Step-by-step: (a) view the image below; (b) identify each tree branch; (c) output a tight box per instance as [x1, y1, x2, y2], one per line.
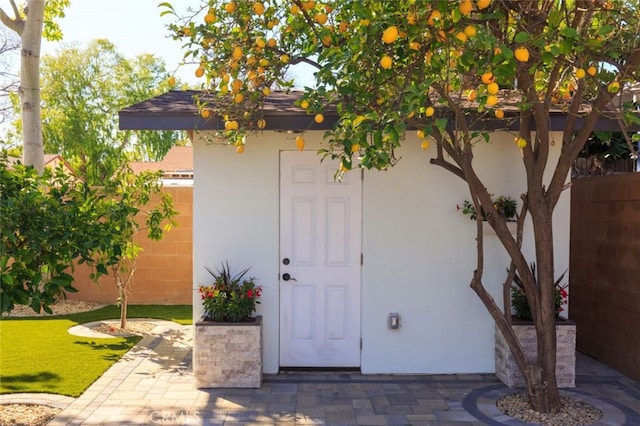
[0, 0, 24, 35]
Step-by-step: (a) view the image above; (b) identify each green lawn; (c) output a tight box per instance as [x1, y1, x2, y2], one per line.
[0, 305, 192, 397]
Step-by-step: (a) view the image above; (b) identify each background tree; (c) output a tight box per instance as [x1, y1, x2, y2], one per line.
[0, 0, 69, 173]
[37, 39, 182, 184]
[0, 25, 19, 126]
[166, 0, 640, 413]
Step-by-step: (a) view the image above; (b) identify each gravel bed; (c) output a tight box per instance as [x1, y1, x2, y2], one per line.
[497, 393, 603, 425]
[2, 300, 104, 317]
[92, 321, 157, 335]
[0, 404, 61, 426]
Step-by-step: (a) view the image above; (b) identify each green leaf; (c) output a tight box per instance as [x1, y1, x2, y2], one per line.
[514, 32, 530, 43]
[560, 27, 579, 39]
[435, 118, 448, 133]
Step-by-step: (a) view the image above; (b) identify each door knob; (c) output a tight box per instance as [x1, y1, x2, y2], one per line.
[282, 258, 290, 265]
[282, 273, 296, 281]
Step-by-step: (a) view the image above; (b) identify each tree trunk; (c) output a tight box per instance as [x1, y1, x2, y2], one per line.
[20, 0, 44, 173]
[118, 282, 127, 329]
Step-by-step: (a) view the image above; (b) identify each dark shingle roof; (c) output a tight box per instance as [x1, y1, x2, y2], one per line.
[119, 90, 637, 132]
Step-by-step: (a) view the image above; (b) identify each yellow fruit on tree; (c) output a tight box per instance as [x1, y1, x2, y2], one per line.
[587, 65, 597, 76]
[267, 38, 277, 47]
[234, 93, 244, 103]
[351, 143, 361, 152]
[296, 135, 305, 151]
[263, 87, 271, 96]
[421, 140, 430, 150]
[487, 82, 499, 95]
[232, 79, 243, 92]
[257, 118, 266, 129]
[407, 12, 417, 25]
[315, 13, 328, 25]
[339, 21, 348, 33]
[455, 32, 467, 43]
[315, 113, 324, 123]
[300, 100, 310, 109]
[417, 129, 425, 139]
[204, 12, 216, 24]
[255, 38, 266, 48]
[459, 0, 473, 15]
[201, 109, 211, 119]
[575, 68, 586, 79]
[477, 0, 491, 10]
[494, 109, 504, 119]
[409, 41, 420, 50]
[280, 54, 290, 64]
[225, 2, 236, 13]
[195, 66, 205, 78]
[380, 55, 393, 69]
[259, 58, 269, 67]
[427, 10, 442, 26]
[425, 106, 435, 117]
[464, 25, 477, 38]
[608, 81, 620, 93]
[291, 4, 300, 14]
[167, 76, 176, 86]
[303, 0, 315, 11]
[468, 89, 477, 102]
[514, 47, 530, 62]
[481, 71, 494, 84]
[516, 137, 527, 148]
[236, 145, 245, 154]
[486, 94, 498, 106]
[382, 26, 399, 44]
[232, 46, 242, 60]
[253, 2, 265, 15]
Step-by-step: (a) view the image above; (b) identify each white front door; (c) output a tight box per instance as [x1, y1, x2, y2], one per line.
[279, 151, 362, 367]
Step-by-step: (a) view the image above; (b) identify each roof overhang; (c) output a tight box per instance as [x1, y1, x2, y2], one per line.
[119, 90, 640, 133]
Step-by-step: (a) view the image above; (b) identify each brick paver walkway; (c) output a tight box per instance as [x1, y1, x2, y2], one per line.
[2, 321, 639, 425]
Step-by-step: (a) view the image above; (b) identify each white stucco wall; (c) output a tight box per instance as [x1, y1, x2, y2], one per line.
[192, 130, 570, 375]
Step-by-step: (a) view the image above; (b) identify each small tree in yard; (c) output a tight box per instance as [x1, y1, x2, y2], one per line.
[164, 0, 640, 413]
[92, 166, 177, 330]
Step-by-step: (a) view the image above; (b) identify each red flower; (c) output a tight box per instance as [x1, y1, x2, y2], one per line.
[247, 289, 254, 298]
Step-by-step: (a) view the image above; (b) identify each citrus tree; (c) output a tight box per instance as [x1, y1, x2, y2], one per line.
[164, 0, 640, 412]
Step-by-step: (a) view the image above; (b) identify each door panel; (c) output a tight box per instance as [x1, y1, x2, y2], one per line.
[280, 151, 361, 367]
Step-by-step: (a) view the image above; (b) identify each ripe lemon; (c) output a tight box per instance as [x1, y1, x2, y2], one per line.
[380, 55, 393, 69]
[339, 21, 348, 33]
[167, 76, 176, 86]
[575, 68, 586, 79]
[232, 46, 242, 60]
[225, 2, 236, 13]
[587, 65, 597, 76]
[224, 120, 233, 130]
[455, 32, 467, 43]
[314, 113, 324, 123]
[494, 109, 504, 119]
[487, 82, 499, 95]
[236, 145, 244, 154]
[464, 25, 477, 38]
[195, 66, 205, 78]
[459, 0, 473, 15]
[303, 0, 315, 11]
[477, 0, 491, 10]
[257, 118, 267, 129]
[425, 106, 435, 117]
[253, 2, 265, 15]
[382, 26, 399, 44]
[409, 41, 420, 50]
[608, 81, 620, 93]
[468, 90, 477, 102]
[514, 47, 530, 62]
[263, 87, 271, 96]
[234, 93, 244, 103]
[291, 4, 300, 14]
[280, 54, 290, 64]
[204, 12, 216, 24]
[300, 100, 310, 109]
[296, 135, 305, 151]
[417, 129, 425, 139]
[516, 137, 527, 148]
[267, 38, 277, 47]
[427, 10, 442, 26]
[407, 12, 417, 25]
[256, 38, 266, 48]
[481, 71, 494, 84]
[315, 13, 328, 25]
[421, 140, 430, 150]
[486, 94, 498, 106]
[201, 109, 211, 119]
[259, 58, 269, 67]
[351, 143, 361, 152]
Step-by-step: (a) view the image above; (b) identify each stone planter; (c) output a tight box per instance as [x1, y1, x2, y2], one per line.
[194, 315, 262, 388]
[495, 319, 576, 388]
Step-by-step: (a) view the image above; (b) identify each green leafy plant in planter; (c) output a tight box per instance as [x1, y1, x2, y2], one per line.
[459, 195, 518, 222]
[199, 262, 262, 322]
[511, 263, 568, 321]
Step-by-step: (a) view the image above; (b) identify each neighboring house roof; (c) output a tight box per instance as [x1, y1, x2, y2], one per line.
[130, 145, 193, 180]
[3, 154, 76, 175]
[119, 90, 639, 132]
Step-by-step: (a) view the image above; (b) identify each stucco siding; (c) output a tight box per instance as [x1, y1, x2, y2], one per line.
[192, 130, 570, 375]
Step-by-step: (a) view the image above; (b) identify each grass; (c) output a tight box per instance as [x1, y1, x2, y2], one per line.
[0, 305, 192, 397]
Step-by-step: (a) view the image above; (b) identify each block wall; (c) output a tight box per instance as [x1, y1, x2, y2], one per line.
[66, 186, 193, 305]
[570, 174, 640, 381]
